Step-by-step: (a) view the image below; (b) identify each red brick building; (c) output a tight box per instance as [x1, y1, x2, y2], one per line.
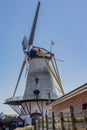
[47, 83, 87, 113]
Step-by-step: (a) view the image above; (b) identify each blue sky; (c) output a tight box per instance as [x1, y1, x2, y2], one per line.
[0, 0, 87, 114]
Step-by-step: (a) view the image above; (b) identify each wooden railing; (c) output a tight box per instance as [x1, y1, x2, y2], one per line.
[35, 106, 87, 130]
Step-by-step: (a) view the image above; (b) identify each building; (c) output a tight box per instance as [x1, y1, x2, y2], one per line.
[47, 83, 87, 113]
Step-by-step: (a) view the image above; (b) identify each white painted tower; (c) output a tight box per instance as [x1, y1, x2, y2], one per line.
[21, 52, 58, 124]
[23, 58, 57, 100]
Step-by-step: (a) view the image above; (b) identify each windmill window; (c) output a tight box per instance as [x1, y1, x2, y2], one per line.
[35, 77, 39, 84]
[33, 90, 40, 100]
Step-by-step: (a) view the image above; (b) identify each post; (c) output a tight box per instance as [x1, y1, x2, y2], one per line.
[42, 116, 44, 130]
[70, 106, 76, 130]
[35, 120, 38, 130]
[45, 114, 48, 130]
[39, 116, 43, 130]
[60, 112, 65, 130]
[52, 112, 55, 130]
[38, 118, 40, 130]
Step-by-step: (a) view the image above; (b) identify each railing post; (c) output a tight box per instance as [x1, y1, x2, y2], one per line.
[70, 106, 76, 130]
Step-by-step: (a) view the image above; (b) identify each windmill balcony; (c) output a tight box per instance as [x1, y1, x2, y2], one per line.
[5, 94, 56, 105]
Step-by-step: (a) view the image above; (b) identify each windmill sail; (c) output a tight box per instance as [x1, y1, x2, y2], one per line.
[13, 60, 25, 97]
[28, 1, 40, 49]
[13, 1, 41, 97]
[22, 36, 28, 53]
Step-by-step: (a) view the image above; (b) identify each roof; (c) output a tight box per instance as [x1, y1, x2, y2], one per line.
[47, 83, 87, 108]
[29, 46, 54, 59]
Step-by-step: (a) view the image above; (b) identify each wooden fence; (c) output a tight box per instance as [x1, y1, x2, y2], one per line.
[35, 106, 87, 130]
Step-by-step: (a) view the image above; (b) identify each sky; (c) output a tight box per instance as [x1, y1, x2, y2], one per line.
[0, 0, 87, 114]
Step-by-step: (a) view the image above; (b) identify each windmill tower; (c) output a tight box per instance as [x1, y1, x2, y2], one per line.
[5, 1, 64, 125]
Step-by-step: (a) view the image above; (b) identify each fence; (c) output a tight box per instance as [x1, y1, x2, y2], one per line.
[35, 106, 87, 130]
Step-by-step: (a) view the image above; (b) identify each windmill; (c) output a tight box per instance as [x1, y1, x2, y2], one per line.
[4, 1, 64, 125]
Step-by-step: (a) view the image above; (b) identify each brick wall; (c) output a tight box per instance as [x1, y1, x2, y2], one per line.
[52, 91, 87, 112]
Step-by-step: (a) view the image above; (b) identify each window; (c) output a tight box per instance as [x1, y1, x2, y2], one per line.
[33, 90, 40, 100]
[82, 103, 87, 110]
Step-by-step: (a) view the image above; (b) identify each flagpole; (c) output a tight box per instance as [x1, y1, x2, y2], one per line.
[50, 40, 55, 52]
[50, 41, 52, 52]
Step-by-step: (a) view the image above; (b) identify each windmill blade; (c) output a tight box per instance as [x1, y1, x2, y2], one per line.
[13, 1, 40, 97]
[13, 60, 25, 97]
[28, 1, 40, 50]
[56, 59, 64, 62]
[22, 36, 28, 53]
